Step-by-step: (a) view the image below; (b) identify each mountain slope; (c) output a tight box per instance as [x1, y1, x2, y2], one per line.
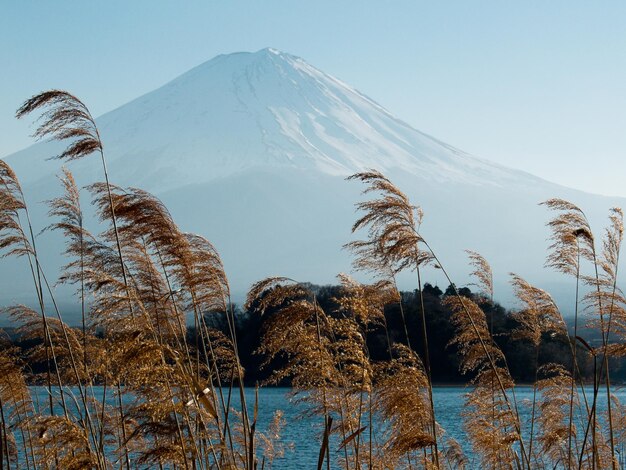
[3, 48, 624, 321]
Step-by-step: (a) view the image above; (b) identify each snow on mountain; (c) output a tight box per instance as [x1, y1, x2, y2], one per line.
[8, 48, 542, 191]
[3, 48, 625, 322]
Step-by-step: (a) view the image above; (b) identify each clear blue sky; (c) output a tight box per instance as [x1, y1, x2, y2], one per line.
[2, 1, 626, 197]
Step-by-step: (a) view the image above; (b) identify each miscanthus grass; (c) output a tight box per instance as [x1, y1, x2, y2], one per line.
[0, 90, 623, 469]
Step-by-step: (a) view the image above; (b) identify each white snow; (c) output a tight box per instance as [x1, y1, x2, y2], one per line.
[8, 48, 545, 192]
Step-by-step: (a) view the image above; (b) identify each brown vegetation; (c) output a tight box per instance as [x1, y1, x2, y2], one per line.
[0, 90, 623, 469]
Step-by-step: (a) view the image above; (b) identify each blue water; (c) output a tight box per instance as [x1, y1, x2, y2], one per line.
[25, 385, 626, 468]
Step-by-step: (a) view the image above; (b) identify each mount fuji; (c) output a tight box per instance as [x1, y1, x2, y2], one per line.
[3, 48, 624, 320]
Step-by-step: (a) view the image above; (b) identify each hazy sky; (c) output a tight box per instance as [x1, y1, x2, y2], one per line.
[2, 1, 626, 197]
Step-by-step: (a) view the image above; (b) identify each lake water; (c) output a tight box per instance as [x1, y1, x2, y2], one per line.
[26, 385, 626, 468]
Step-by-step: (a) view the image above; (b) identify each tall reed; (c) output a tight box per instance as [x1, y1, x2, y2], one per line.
[1, 89, 625, 469]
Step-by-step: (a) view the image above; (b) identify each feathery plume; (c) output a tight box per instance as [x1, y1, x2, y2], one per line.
[16, 90, 102, 161]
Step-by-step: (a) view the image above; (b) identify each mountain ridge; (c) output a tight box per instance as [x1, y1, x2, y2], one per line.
[2, 48, 624, 322]
[6, 48, 576, 192]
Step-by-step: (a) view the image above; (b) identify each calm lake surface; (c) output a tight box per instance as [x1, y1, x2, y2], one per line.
[28, 385, 626, 469]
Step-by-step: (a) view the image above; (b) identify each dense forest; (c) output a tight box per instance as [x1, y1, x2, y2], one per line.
[199, 282, 626, 386]
[4, 282, 620, 386]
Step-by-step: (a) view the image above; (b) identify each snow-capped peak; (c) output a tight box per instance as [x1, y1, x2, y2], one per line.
[1, 49, 623, 319]
[50, 48, 535, 193]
